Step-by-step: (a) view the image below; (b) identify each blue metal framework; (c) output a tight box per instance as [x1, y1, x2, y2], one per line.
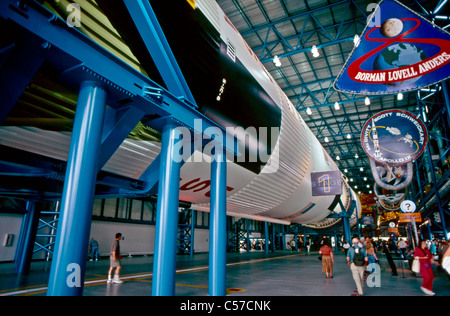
[209, 147, 227, 296]
[33, 203, 59, 260]
[0, 0, 240, 296]
[410, 82, 450, 240]
[2, 0, 449, 297]
[221, 0, 450, 199]
[47, 81, 107, 296]
[228, 218, 248, 252]
[178, 208, 195, 256]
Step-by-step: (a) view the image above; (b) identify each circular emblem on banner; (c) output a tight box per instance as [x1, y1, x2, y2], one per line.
[361, 110, 427, 165]
[375, 184, 407, 211]
[400, 200, 416, 213]
[369, 157, 413, 190]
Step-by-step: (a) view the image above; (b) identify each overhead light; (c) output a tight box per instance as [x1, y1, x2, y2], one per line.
[344, 168, 348, 173]
[355, 153, 359, 159]
[350, 178, 353, 182]
[336, 155, 340, 161]
[353, 34, 360, 47]
[324, 137, 329, 143]
[365, 96, 371, 105]
[369, 190, 373, 194]
[346, 134, 351, 139]
[364, 177, 367, 181]
[306, 107, 312, 115]
[273, 55, 282, 67]
[366, 184, 370, 188]
[397, 93, 403, 100]
[434, 0, 448, 14]
[311, 45, 319, 58]
[334, 102, 340, 110]
[354, 185, 358, 189]
[360, 167, 364, 171]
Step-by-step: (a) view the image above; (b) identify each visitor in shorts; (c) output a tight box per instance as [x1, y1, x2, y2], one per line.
[107, 233, 123, 284]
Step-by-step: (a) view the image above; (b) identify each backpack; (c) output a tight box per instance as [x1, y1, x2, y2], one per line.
[353, 247, 365, 266]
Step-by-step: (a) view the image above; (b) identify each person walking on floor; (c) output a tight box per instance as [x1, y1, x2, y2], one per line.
[343, 240, 350, 256]
[89, 237, 99, 261]
[289, 239, 296, 252]
[319, 240, 334, 279]
[414, 240, 440, 296]
[107, 232, 124, 284]
[397, 238, 407, 258]
[442, 244, 450, 279]
[366, 241, 378, 273]
[346, 237, 368, 296]
[382, 241, 398, 276]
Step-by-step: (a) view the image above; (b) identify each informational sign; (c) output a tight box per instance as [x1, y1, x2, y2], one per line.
[310, 170, 342, 196]
[400, 200, 416, 213]
[388, 227, 399, 235]
[361, 110, 427, 165]
[398, 212, 422, 223]
[361, 216, 374, 226]
[334, 0, 450, 95]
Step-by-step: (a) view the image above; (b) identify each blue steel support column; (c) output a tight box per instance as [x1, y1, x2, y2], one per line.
[209, 146, 227, 296]
[427, 220, 433, 241]
[152, 121, 182, 296]
[47, 81, 106, 296]
[272, 223, 275, 252]
[15, 201, 40, 274]
[190, 209, 196, 256]
[246, 219, 250, 252]
[425, 144, 449, 240]
[442, 80, 450, 124]
[264, 222, 269, 254]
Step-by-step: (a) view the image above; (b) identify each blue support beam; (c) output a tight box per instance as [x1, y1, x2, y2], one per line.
[98, 106, 145, 170]
[264, 222, 269, 253]
[209, 146, 227, 296]
[0, 1, 238, 157]
[47, 81, 107, 296]
[123, 0, 196, 105]
[0, 0, 243, 297]
[15, 201, 39, 274]
[424, 143, 449, 241]
[0, 37, 46, 125]
[442, 80, 450, 133]
[152, 121, 183, 296]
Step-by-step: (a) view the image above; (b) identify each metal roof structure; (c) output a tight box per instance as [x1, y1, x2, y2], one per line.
[0, 0, 448, 204]
[217, 0, 450, 194]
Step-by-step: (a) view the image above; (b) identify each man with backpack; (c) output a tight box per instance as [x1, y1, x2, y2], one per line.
[347, 237, 368, 296]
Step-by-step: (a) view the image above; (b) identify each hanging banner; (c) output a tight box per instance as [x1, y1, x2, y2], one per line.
[361, 110, 427, 165]
[334, 0, 450, 95]
[375, 184, 407, 211]
[369, 157, 413, 190]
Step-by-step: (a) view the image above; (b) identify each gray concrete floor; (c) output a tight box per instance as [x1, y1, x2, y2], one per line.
[1, 251, 449, 296]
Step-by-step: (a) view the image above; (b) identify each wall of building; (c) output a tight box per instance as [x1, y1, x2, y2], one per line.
[0, 213, 210, 262]
[0, 213, 23, 262]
